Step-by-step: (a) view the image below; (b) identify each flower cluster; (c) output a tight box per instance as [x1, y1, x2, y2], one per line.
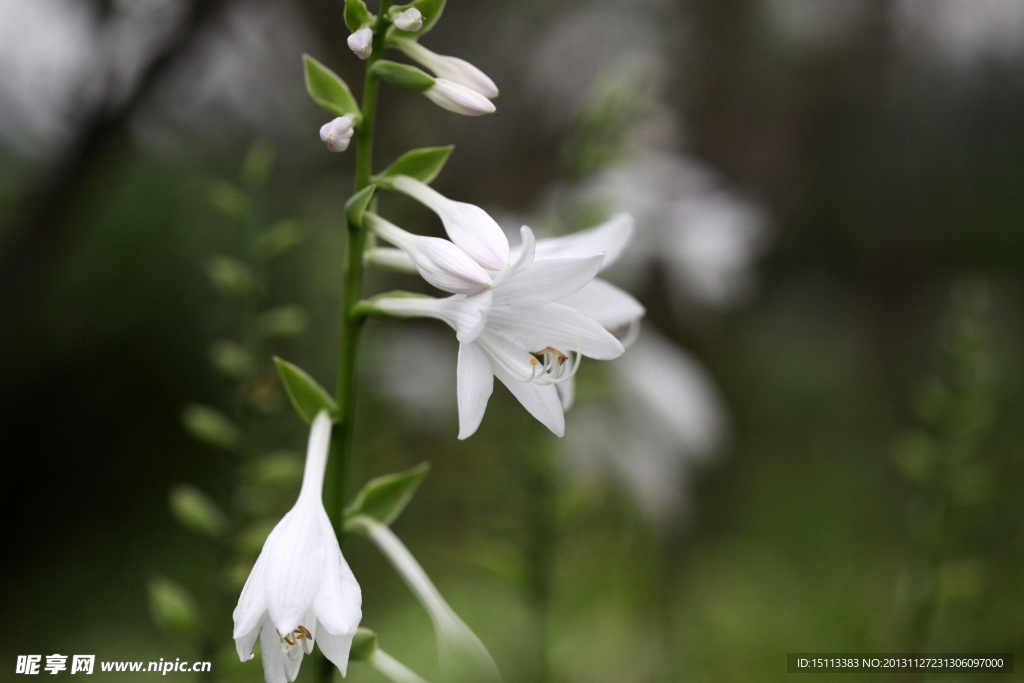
[366, 176, 644, 439]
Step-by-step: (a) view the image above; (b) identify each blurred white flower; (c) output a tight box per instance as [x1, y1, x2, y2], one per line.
[392, 8, 423, 32]
[892, 0, 1024, 67]
[348, 27, 373, 60]
[319, 116, 354, 152]
[393, 37, 499, 98]
[424, 78, 497, 116]
[562, 326, 727, 528]
[581, 151, 767, 310]
[233, 412, 362, 683]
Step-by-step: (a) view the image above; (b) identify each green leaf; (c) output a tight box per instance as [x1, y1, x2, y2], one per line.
[148, 576, 201, 638]
[249, 451, 304, 487]
[303, 55, 361, 119]
[182, 404, 241, 451]
[253, 219, 307, 261]
[344, 0, 374, 31]
[349, 628, 379, 661]
[208, 181, 251, 222]
[168, 483, 229, 538]
[257, 305, 308, 338]
[392, 0, 445, 37]
[375, 146, 453, 185]
[369, 60, 434, 92]
[344, 462, 430, 527]
[345, 184, 377, 228]
[241, 141, 274, 190]
[273, 357, 337, 423]
[207, 257, 256, 299]
[208, 339, 255, 381]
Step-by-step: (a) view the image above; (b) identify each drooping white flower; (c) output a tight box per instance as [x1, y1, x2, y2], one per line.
[353, 517, 501, 682]
[392, 7, 423, 32]
[348, 27, 373, 60]
[393, 38, 499, 98]
[369, 194, 638, 438]
[319, 116, 355, 152]
[424, 78, 496, 116]
[233, 411, 362, 683]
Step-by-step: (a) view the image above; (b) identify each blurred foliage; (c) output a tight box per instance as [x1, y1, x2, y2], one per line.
[2, 0, 1024, 681]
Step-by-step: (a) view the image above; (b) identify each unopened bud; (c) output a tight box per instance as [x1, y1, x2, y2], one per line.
[320, 116, 355, 152]
[393, 8, 423, 32]
[424, 78, 496, 116]
[348, 27, 373, 60]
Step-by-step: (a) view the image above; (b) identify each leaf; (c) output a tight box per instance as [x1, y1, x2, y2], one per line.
[375, 146, 453, 185]
[208, 339, 255, 381]
[344, 462, 430, 527]
[303, 54, 361, 119]
[273, 357, 337, 423]
[344, 0, 374, 31]
[369, 60, 434, 92]
[253, 219, 307, 261]
[182, 404, 241, 451]
[168, 483, 230, 538]
[148, 576, 201, 638]
[345, 184, 377, 228]
[207, 257, 256, 299]
[257, 306, 308, 338]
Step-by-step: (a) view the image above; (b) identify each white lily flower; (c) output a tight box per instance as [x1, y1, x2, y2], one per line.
[319, 116, 355, 153]
[424, 78, 496, 116]
[374, 220, 630, 438]
[388, 175, 510, 271]
[348, 27, 373, 60]
[392, 7, 423, 32]
[365, 212, 492, 295]
[394, 38, 499, 98]
[233, 411, 362, 683]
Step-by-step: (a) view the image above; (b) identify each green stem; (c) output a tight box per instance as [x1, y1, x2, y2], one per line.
[318, 7, 392, 683]
[523, 432, 556, 683]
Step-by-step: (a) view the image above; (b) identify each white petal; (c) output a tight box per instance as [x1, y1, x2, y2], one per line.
[374, 292, 492, 344]
[487, 303, 625, 360]
[314, 543, 362, 637]
[317, 629, 357, 677]
[262, 509, 328, 635]
[491, 255, 605, 306]
[474, 331, 535, 382]
[532, 213, 635, 268]
[233, 552, 270, 643]
[557, 378, 575, 411]
[258, 620, 290, 683]
[297, 411, 332, 503]
[491, 225, 535, 288]
[390, 176, 509, 270]
[492, 362, 565, 436]
[559, 278, 645, 329]
[457, 342, 494, 439]
[367, 213, 492, 294]
[365, 247, 417, 274]
[397, 38, 499, 98]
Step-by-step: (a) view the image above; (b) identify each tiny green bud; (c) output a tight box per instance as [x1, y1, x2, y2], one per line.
[182, 404, 242, 451]
[257, 306, 308, 338]
[208, 181, 251, 222]
[253, 220, 307, 261]
[207, 257, 256, 299]
[208, 339, 255, 380]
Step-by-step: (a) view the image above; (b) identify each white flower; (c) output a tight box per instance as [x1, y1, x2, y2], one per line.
[348, 27, 373, 60]
[370, 180, 640, 438]
[392, 8, 423, 32]
[394, 38, 498, 98]
[233, 412, 362, 683]
[354, 517, 501, 682]
[319, 116, 355, 152]
[424, 78, 496, 116]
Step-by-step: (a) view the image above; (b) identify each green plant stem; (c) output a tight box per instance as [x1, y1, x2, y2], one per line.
[523, 434, 557, 683]
[318, 7, 391, 682]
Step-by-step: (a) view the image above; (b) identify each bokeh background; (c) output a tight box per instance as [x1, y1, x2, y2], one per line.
[2, 0, 1023, 681]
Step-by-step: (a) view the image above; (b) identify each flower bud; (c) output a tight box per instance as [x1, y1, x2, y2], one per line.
[320, 116, 355, 152]
[348, 27, 373, 60]
[393, 7, 423, 32]
[394, 38, 498, 99]
[424, 78, 496, 116]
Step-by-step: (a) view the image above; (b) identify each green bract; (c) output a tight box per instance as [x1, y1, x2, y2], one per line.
[148, 576, 201, 638]
[344, 0, 374, 31]
[303, 54, 362, 120]
[344, 462, 430, 528]
[370, 60, 435, 92]
[182, 404, 241, 451]
[349, 628, 379, 661]
[375, 146, 454, 185]
[345, 184, 377, 228]
[273, 357, 338, 423]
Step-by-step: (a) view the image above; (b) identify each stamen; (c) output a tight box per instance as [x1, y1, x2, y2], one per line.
[280, 626, 312, 647]
[529, 345, 581, 385]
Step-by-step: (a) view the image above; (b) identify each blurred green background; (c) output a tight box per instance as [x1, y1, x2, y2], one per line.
[2, 0, 1023, 681]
